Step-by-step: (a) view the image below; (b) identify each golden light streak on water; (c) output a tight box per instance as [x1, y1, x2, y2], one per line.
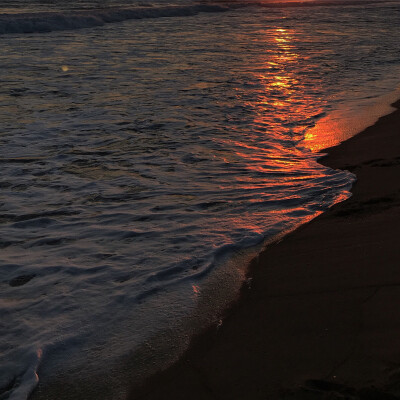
[251, 26, 323, 148]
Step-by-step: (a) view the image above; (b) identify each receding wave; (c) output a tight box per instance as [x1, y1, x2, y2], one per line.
[0, 4, 229, 34]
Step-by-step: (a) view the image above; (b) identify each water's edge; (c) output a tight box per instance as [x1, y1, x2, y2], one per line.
[4, 1, 397, 397]
[28, 85, 400, 400]
[120, 92, 400, 398]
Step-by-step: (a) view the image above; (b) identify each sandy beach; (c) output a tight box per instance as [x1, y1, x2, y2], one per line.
[130, 100, 400, 400]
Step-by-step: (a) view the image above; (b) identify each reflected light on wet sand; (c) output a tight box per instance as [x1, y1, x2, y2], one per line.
[303, 88, 400, 152]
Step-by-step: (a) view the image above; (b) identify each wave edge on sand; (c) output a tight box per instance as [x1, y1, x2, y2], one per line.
[127, 99, 400, 399]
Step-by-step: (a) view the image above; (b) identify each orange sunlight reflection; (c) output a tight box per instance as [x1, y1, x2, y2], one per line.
[218, 27, 310, 187]
[215, 27, 348, 234]
[253, 28, 301, 125]
[252, 27, 336, 152]
[303, 115, 344, 152]
[304, 89, 400, 152]
[251, 28, 315, 154]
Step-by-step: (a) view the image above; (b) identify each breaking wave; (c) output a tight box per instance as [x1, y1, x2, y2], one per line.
[0, 4, 229, 34]
[0, 0, 391, 35]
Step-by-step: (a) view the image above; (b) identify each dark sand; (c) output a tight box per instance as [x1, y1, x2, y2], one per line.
[129, 100, 400, 400]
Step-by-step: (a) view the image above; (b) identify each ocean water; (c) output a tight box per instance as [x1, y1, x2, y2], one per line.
[1, 0, 400, 399]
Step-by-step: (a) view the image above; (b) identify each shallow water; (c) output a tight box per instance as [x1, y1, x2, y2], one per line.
[1, 1, 400, 398]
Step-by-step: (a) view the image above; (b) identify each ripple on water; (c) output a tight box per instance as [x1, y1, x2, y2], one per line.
[1, 1, 400, 399]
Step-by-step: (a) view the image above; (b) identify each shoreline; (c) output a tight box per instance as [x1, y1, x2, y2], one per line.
[129, 99, 400, 399]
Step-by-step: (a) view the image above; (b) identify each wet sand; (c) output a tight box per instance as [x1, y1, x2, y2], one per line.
[129, 100, 400, 399]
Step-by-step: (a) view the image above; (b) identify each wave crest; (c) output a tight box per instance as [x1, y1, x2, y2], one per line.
[0, 0, 389, 35]
[0, 4, 229, 35]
